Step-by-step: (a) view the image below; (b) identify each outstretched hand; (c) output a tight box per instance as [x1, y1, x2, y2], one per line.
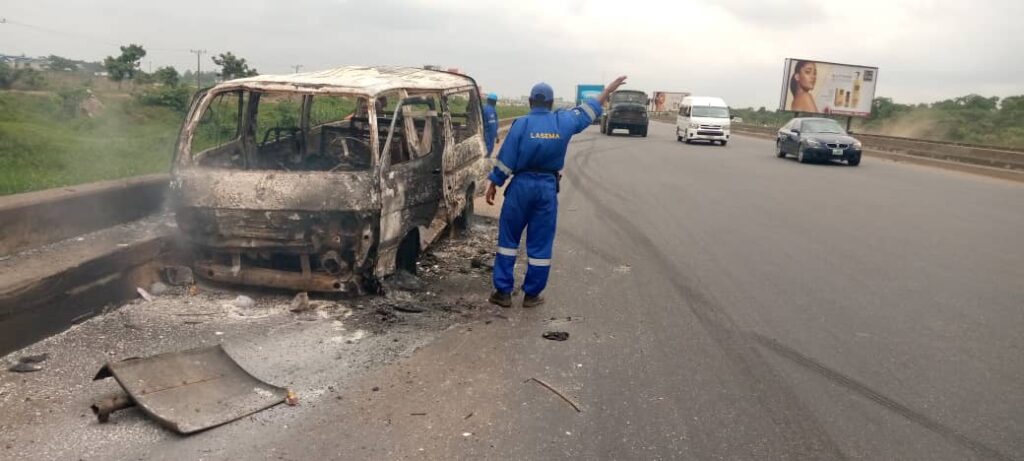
[607, 75, 628, 93]
[598, 76, 628, 105]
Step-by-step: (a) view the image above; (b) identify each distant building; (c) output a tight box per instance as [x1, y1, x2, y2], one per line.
[0, 54, 47, 70]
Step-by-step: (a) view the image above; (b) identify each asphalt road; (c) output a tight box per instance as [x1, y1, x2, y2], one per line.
[116, 122, 1023, 460]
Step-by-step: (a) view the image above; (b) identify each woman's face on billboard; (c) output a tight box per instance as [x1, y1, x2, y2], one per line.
[796, 63, 817, 91]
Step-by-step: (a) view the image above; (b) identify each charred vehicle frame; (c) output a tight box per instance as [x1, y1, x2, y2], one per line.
[170, 66, 488, 293]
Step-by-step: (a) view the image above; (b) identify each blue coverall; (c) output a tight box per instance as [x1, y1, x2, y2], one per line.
[489, 98, 604, 296]
[483, 102, 499, 156]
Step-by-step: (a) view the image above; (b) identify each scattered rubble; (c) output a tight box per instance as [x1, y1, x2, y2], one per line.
[149, 282, 168, 296]
[289, 292, 311, 313]
[162, 265, 195, 286]
[231, 295, 256, 309]
[542, 331, 570, 341]
[136, 287, 155, 302]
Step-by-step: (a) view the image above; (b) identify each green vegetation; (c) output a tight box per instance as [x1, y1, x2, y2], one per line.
[496, 105, 529, 119]
[0, 62, 44, 90]
[0, 91, 182, 195]
[211, 52, 258, 80]
[732, 94, 1024, 149]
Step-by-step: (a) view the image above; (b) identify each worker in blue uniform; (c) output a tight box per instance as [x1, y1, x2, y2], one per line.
[486, 76, 628, 308]
[483, 93, 499, 156]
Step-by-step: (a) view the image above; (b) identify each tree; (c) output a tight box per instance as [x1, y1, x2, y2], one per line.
[46, 55, 79, 72]
[212, 52, 258, 80]
[103, 44, 147, 87]
[153, 66, 180, 86]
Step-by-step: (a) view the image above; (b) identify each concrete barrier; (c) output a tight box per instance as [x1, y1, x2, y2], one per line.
[0, 174, 170, 256]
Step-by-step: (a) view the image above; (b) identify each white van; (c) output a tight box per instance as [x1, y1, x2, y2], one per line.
[676, 96, 731, 146]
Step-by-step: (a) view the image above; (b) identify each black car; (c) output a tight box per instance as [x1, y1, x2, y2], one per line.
[776, 118, 862, 166]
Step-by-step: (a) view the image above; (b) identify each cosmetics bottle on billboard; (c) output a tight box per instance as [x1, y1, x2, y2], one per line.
[834, 89, 843, 106]
[845, 91, 851, 107]
[852, 72, 862, 108]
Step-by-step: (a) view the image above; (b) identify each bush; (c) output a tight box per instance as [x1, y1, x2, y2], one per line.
[134, 85, 194, 112]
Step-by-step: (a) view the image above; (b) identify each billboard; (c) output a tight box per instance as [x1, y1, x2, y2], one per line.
[651, 91, 689, 113]
[575, 84, 604, 105]
[779, 58, 879, 117]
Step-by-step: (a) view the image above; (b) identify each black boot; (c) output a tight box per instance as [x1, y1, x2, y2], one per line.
[522, 294, 545, 308]
[489, 291, 512, 308]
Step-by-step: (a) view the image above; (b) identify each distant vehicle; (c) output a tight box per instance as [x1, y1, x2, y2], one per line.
[170, 66, 488, 293]
[775, 117, 863, 166]
[601, 90, 649, 136]
[676, 96, 731, 146]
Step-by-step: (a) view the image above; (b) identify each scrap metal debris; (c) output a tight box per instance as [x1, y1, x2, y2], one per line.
[231, 295, 256, 308]
[8, 362, 43, 373]
[162, 265, 195, 286]
[525, 377, 581, 412]
[91, 393, 135, 423]
[136, 287, 155, 302]
[7, 353, 50, 372]
[542, 331, 570, 341]
[150, 282, 169, 296]
[92, 345, 288, 434]
[289, 292, 311, 313]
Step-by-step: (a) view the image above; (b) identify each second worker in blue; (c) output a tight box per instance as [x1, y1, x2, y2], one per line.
[486, 76, 628, 308]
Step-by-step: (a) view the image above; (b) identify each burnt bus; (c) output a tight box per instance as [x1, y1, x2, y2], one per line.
[171, 66, 488, 293]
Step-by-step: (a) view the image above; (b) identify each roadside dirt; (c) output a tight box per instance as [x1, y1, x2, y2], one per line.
[0, 218, 502, 460]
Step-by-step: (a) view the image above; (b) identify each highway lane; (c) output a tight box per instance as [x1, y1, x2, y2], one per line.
[128, 122, 1022, 460]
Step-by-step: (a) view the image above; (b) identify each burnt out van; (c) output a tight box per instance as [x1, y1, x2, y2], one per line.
[170, 66, 488, 293]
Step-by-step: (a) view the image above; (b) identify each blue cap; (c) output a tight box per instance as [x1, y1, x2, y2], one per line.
[487, 92, 498, 101]
[530, 82, 554, 102]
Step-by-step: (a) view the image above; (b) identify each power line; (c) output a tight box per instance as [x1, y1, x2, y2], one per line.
[0, 17, 190, 53]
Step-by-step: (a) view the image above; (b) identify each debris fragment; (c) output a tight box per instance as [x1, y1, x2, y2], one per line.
[470, 256, 494, 270]
[7, 362, 42, 373]
[231, 295, 255, 308]
[137, 287, 155, 302]
[385, 271, 426, 292]
[392, 303, 426, 314]
[91, 393, 136, 423]
[542, 331, 570, 341]
[285, 390, 299, 406]
[410, 412, 427, 416]
[18, 353, 49, 364]
[525, 377, 581, 412]
[289, 292, 311, 312]
[372, 386, 380, 392]
[150, 282, 169, 296]
[162, 265, 195, 286]
[93, 345, 288, 434]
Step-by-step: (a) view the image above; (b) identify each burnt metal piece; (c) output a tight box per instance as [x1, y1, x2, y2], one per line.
[91, 393, 136, 423]
[196, 260, 354, 293]
[93, 345, 287, 434]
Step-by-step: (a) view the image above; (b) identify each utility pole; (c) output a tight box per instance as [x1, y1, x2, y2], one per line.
[291, 64, 303, 74]
[189, 49, 207, 89]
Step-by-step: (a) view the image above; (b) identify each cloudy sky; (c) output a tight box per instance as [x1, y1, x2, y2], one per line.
[2, 0, 1022, 107]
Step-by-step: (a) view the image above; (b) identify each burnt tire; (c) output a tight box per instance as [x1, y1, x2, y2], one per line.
[396, 231, 420, 275]
[453, 188, 474, 235]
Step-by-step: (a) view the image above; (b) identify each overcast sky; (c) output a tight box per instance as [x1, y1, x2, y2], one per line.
[3, 0, 1022, 107]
